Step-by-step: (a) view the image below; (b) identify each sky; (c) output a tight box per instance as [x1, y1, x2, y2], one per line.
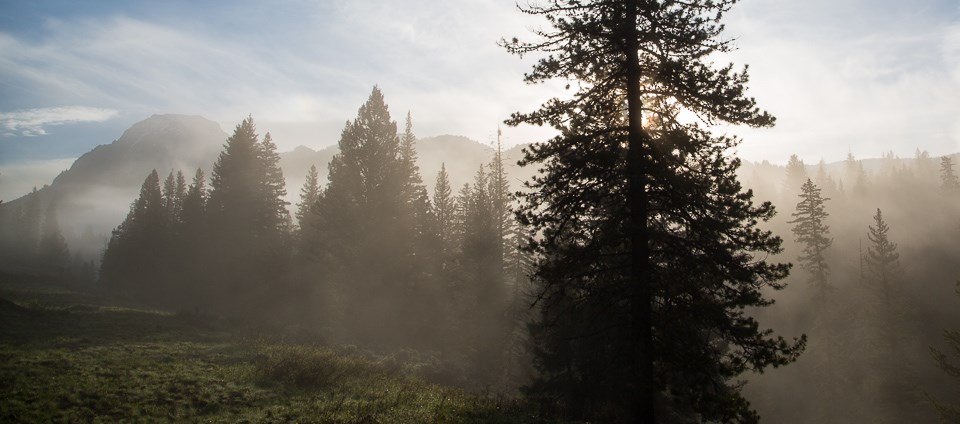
[1, 0, 959, 196]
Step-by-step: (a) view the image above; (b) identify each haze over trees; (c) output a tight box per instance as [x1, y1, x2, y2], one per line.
[3, 1, 960, 423]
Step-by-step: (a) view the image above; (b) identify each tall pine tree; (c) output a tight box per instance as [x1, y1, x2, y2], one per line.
[312, 87, 435, 347]
[101, 170, 166, 295]
[206, 117, 291, 314]
[503, 1, 804, 421]
[788, 179, 833, 296]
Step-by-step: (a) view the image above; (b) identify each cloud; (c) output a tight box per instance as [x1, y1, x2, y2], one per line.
[0, 5, 558, 154]
[0, 106, 118, 137]
[0, 1, 957, 163]
[722, 0, 960, 164]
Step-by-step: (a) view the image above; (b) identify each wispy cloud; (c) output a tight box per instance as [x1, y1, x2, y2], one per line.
[0, 106, 118, 137]
[0, 0, 957, 163]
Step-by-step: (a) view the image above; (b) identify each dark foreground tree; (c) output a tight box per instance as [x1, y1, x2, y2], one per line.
[504, 1, 804, 421]
[788, 179, 833, 296]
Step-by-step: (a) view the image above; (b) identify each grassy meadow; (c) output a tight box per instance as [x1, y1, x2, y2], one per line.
[0, 274, 540, 423]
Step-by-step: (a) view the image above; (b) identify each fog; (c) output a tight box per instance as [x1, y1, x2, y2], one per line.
[737, 154, 960, 422]
[3, 108, 958, 422]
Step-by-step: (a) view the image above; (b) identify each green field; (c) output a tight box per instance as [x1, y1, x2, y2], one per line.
[0, 274, 539, 423]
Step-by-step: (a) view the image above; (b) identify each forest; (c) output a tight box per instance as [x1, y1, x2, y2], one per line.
[2, 0, 960, 423]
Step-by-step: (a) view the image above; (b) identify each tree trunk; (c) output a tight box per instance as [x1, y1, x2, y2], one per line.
[624, 0, 656, 422]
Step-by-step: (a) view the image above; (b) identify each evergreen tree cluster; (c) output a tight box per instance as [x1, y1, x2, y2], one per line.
[99, 89, 532, 391]
[101, 116, 291, 312]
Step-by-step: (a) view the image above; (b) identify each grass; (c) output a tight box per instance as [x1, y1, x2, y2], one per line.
[0, 273, 542, 423]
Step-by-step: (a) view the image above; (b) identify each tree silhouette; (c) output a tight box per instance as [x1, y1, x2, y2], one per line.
[788, 179, 833, 296]
[101, 170, 165, 294]
[432, 163, 455, 258]
[503, 1, 804, 421]
[940, 156, 959, 192]
[206, 117, 291, 314]
[866, 208, 901, 307]
[312, 87, 435, 347]
[295, 164, 321, 246]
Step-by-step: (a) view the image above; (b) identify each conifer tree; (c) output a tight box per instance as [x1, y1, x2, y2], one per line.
[175, 168, 208, 305]
[162, 171, 178, 225]
[432, 163, 455, 256]
[258, 132, 290, 235]
[313, 87, 432, 346]
[180, 168, 207, 234]
[866, 208, 901, 307]
[488, 128, 516, 274]
[503, 1, 804, 421]
[940, 156, 959, 192]
[101, 170, 165, 293]
[864, 209, 925, 422]
[206, 117, 291, 313]
[788, 179, 833, 296]
[456, 164, 509, 387]
[296, 165, 321, 234]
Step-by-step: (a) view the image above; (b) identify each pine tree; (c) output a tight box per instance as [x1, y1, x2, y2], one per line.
[180, 168, 207, 234]
[866, 208, 901, 307]
[941, 156, 959, 192]
[175, 168, 207, 307]
[433, 163, 455, 257]
[258, 132, 290, 236]
[162, 171, 178, 225]
[503, 1, 804, 421]
[488, 128, 516, 275]
[296, 165, 321, 234]
[788, 179, 833, 296]
[101, 170, 165, 294]
[206, 117, 291, 313]
[313, 87, 431, 346]
[864, 209, 925, 422]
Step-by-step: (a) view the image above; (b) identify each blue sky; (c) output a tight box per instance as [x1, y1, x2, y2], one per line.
[1, 0, 959, 186]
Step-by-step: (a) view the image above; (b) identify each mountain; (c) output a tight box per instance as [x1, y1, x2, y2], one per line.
[0, 114, 227, 260]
